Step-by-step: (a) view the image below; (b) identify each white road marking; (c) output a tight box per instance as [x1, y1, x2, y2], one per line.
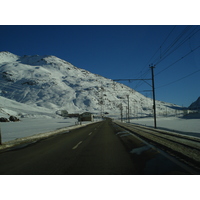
[89, 132, 92, 135]
[72, 141, 83, 150]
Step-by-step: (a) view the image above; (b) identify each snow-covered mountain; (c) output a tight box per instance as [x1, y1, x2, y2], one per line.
[188, 97, 200, 110]
[0, 51, 182, 118]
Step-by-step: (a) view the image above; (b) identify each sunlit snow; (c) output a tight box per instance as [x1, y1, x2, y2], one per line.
[0, 51, 199, 146]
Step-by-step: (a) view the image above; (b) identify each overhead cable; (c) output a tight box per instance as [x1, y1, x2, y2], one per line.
[156, 68, 200, 89]
[155, 44, 200, 76]
[155, 27, 200, 66]
[153, 26, 192, 65]
[137, 26, 176, 78]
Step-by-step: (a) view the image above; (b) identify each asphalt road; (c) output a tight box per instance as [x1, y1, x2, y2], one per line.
[0, 118, 137, 175]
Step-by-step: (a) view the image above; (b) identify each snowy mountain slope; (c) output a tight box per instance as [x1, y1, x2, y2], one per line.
[0, 95, 56, 119]
[0, 51, 182, 117]
[188, 97, 200, 110]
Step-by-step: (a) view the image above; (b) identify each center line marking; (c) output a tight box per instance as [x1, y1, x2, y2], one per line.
[89, 132, 92, 135]
[72, 141, 83, 150]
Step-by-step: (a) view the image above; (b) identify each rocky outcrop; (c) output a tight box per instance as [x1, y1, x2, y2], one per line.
[0, 117, 9, 122]
[9, 116, 20, 122]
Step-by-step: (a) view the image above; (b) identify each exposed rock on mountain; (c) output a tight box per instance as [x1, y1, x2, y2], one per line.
[188, 97, 200, 110]
[0, 51, 181, 116]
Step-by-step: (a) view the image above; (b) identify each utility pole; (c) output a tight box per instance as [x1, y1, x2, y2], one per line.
[120, 104, 123, 122]
[113, 75, 157, 127]
[125, 106, 128, 122]
[118, 103, 123, 122]
[127, 95, 130, 123]
[150, 65, 157, 128]
[99, 82, 104, 118]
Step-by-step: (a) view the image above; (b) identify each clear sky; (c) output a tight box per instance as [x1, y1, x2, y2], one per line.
[1, 25, 200, 107]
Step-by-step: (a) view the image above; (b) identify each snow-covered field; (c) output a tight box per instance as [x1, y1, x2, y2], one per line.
[130, 115, 200, 137]
[0, 51, 199, 150]
[0, 93, 97, 145]
[0, 117, 98, 146]
[1, 114, 200, 146]
[1, 117, 76, 143]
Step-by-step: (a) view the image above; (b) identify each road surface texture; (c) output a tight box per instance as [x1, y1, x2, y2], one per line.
[0, 118, 191, 175]
[114, 120, 200, 174]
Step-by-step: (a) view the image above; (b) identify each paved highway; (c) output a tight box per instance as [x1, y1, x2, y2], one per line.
[0, 118, 136, 175]
[0, 118, 192, 175]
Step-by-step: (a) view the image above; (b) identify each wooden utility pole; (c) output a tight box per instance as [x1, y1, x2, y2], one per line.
[126, 106, 128, 122]
[113, 74, 157, 127]
[99, 82, 104, 118]
[150, 65, 157, 128]
[119, 103, 123, 122]
[127, 95, 130, 123]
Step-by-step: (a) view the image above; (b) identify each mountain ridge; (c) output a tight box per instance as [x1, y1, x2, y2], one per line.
[0, 51, 182, 117]
[188, 97, 200, 110]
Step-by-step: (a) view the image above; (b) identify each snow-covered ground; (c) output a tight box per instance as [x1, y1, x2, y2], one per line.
[1, 114, 200, 146]
[0, 117, 98, 144]
[0, 51, 199, 150]
[0, 94, 96, 145]
[1, 117, 74, 143]
[129, 115, 200, 138]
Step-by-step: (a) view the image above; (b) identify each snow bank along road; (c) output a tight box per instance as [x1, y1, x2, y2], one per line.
[0, 118, 194, 175]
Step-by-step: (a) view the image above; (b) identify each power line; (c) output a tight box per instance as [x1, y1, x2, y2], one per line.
[156, 68, 200, 89]
[131, 26, 180, 91]
[133, 26, 178, 90]
[155, 44, 200, 76]
[134, 69, 151, 90]
[154, 26, 200, 66]
[153, 26, 193, 65]
[159, 25, 177, 51]
[136, 26, 177, 78]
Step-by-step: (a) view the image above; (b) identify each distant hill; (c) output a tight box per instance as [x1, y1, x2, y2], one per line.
[0, 51, 182, 117]
[188, 97, 200, 110]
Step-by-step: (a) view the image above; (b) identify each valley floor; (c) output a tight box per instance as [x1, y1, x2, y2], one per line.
[0, 117, 95, 143]
[1, 114, 200, 145]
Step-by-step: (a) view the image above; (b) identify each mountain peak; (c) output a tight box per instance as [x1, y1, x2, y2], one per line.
[0, 51, 19, 63]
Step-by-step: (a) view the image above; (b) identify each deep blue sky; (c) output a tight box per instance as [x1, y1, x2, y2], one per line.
[1, 25, 200, 107]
